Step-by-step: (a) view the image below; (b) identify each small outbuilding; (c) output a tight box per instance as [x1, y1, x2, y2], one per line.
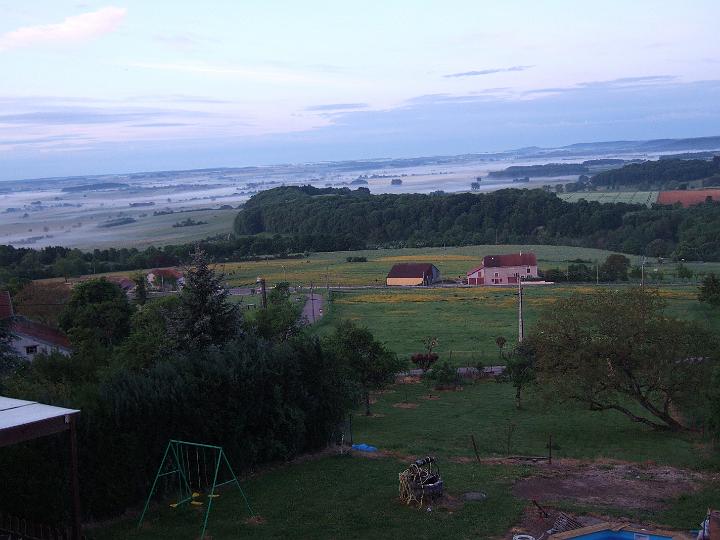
[467, 253, 538, 285]
[386, 263, 440, 286]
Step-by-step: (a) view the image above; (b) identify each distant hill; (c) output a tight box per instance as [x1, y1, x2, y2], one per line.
[488, 163, 589, 178]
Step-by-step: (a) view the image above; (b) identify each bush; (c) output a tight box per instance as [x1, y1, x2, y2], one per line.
[0, 334, 354, 521]
[428, 360, 459, 390]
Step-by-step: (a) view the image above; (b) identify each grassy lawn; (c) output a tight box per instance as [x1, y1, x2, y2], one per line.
[94, 457, 527, 540]
[92, 382, 718, 540]
[313, 284, 720, 366]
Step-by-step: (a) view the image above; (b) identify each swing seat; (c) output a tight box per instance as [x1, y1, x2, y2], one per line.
[208, 494, 220, 498]
[191, 501, 204, 506]
[169, 503, 179, 508]
[192, 492, 201, 498]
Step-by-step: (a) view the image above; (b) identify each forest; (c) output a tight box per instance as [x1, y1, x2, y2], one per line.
[590, 157, 720, 188]
[234, 186, 720, 261]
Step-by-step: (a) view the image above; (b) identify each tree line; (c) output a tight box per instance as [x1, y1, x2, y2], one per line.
[590, 157, 720, 189]
[235, 185, 720, 261]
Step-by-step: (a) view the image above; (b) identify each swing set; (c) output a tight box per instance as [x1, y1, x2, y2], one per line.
[138, 439, 254, 539]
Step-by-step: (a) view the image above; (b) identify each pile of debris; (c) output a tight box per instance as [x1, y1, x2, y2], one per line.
[398, 456, 444, 507]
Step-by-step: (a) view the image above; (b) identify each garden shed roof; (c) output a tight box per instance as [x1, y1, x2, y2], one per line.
[0, 396, 79, 447]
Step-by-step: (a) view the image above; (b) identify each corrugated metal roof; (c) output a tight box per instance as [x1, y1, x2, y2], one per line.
[0, 291, 13, 320]
[0, 397, 79, 431]
[387, 263, 437, 279]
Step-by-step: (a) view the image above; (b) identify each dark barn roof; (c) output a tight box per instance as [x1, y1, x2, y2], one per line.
[387, 263, 438, 279]
[482, 253, 537, 268]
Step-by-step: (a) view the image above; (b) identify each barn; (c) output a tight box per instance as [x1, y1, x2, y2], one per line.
[386, 263, 440, 286]
[466, 253, 538, 285]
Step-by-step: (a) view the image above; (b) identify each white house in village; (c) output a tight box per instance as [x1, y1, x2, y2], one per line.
[1, 291, 72, 360]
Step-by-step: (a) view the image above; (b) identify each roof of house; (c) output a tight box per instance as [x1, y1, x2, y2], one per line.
[387, 263, 438, 279]
[150, 268, 183, 279]
[11, 319, 71, 350]
[107, 277, 136, 291]
[0, 291, 13, 320]
[467, 253, 537, 275]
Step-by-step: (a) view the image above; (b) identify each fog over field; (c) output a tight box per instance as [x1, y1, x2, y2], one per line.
[3, 136, 717, 250]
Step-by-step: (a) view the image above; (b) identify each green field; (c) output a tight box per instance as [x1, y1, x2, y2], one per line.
[94, 381, 720, 540]
[559, 191, 659, 206]
[313, 285, 720, 365]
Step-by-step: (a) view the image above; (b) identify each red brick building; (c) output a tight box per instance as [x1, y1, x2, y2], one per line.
[466, 253, 538, 285]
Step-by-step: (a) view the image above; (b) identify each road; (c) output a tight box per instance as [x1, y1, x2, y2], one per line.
[301, 293, 324, 324]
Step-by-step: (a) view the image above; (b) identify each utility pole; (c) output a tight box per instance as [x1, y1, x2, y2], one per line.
[641, 257, 646, 288]
[310, 281, 316, 323]
[517, 274, 524, 342]
[596, 261, 599, 285]
[257, 277, 267, 308]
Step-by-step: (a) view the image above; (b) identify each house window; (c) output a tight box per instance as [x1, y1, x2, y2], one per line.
[494, 272, 499, 277]
[25, 345, 38, 355]
[527, 268, 531, 273]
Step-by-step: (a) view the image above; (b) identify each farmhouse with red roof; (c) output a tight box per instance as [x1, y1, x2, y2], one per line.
[147, 268, 185, 291]
[0, 291, 72, 360]
[466, 253, 538, 285]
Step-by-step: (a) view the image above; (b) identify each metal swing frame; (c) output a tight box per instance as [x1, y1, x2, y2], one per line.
[137, 439, 254, 539]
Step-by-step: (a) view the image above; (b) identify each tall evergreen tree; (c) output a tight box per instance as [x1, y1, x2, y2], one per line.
[168, 246, 240, 351]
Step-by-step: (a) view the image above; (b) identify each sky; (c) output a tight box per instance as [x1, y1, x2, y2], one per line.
[0, 1, 719, 180]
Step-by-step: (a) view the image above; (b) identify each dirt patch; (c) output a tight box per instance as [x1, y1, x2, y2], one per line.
[393, 402, 419, 409]
[450, 456, 478, 464]
[355, 412, 385, 418]
[244, 515, 266, 526]
[421, 394, 441, 400]
[397, 375, 422, 384]
[512, 461, 705, 510]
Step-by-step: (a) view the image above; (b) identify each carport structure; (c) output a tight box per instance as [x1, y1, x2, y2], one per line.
[0, 396, 81, 540]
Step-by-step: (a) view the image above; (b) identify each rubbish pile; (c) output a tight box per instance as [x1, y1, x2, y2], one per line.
[398, 456, 444, 507]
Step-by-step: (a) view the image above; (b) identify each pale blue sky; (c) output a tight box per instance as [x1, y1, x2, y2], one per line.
[0, 1, 719, 180]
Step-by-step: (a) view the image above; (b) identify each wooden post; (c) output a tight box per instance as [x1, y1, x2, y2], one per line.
[548, 434, 552, 465]
[68, 416, 82, 540]
[471, 435, 482, 465]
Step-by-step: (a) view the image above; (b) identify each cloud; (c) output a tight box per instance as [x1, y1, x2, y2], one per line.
[305, 103, 368, 112]
[132, 122, 192, 128]
[0, 7, 126, 53]
[444, 65, 533, 78]
[0, 107, 211, 126]
[127, 61, 336, 85]
[153, 32, 219, 52]
[578, 75, 677, 88]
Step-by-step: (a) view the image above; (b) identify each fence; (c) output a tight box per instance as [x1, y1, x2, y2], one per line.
[0, 512, 81, 540]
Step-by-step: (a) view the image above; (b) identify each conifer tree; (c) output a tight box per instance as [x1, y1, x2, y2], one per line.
[169, 246, 240, 351]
